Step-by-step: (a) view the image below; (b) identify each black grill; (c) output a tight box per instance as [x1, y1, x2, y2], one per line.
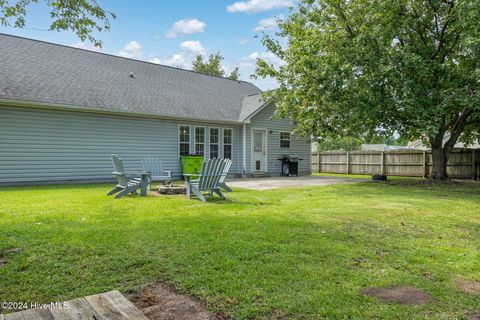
[278, 155, 301, 177]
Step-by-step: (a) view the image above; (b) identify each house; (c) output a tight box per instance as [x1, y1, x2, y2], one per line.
[408, 134, 480, 150]
[0, 34, 311, 185]
[361, 144, 408, 151]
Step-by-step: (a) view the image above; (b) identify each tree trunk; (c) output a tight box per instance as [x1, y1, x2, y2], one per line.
[428, 109, 471, 181]
[430, 144, 449, 180]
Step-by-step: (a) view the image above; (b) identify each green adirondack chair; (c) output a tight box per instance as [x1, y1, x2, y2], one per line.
[107, 154, 142, 198]
[184, 158, 227, 202]
[141, 157, 172, 189]
[218, 158, 233, 192]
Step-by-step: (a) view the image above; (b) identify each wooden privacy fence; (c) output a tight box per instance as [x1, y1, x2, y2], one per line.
[311, 150, 480, 179]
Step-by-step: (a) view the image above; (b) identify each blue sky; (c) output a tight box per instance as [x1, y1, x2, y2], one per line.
[1, 0, 293, 89]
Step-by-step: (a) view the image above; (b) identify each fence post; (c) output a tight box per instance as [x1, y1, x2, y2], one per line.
[422, 151, 427, 178]
[473, 149, 477, 180]
[477, 150, 480, 181]
[381, 151, 385, 175]
[346, 152, 350, 174]
[318, 152, 321, 173]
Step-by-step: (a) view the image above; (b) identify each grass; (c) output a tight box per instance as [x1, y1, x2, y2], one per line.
[0, 180, 479, 319]
[313, 172, 424, 180]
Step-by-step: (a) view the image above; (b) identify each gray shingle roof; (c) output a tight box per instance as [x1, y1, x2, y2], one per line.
[239, 93, 268, 121]
[0, 34, 263, 122]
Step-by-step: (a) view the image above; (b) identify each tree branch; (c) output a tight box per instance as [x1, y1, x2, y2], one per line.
[443, 108, 471, 153]
[430, 0, 455, 60]
[333, 4, 354, 38]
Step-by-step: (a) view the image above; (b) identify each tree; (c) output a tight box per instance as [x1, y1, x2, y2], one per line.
[256, 0, 480, 181]
[316, 136, 362, 151]
[315, 134, 405, 152]
[0, 0, 114, 47]
[367, 135, 405, 146]
[192, 53, 240, 80]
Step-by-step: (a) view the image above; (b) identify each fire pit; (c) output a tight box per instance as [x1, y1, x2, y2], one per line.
[156, 185, 186, 195]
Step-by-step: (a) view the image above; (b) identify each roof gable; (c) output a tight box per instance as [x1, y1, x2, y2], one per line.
[0, 34, 262, 122]
[239, 93, 269, 122]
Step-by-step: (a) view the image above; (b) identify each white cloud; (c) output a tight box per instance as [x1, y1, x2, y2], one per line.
[149, 53, 188, 68]
[70, 42, 101, 52]
[236, 37, 251, 45]
[164, 19, 207, 38]
[148, 57, 162, 64]
[118, 41, 142, 59]
[235, 51, 283, 90]
[253, 15, 282, 31]
[227, 0, 293, 13]
[149, 39, 207, 69]
[180, 40, 206, 54]
[239, 51, 283, 68]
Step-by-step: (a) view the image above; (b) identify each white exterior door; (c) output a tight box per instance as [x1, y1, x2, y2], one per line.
[252, 129, 267, 172]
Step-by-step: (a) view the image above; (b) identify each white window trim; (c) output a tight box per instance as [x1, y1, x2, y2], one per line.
[178, 124, 191, 158]
[280, 131, 291, 149]
[209, 127, 220, 159]
[223, 128, 233, 160]
[193, 125, 206, 157]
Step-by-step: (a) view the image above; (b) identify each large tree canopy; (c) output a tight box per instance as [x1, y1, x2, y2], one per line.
[0, 0, 114, 47]
[256, 0, 480, 180]
[192, 53, 240, 80]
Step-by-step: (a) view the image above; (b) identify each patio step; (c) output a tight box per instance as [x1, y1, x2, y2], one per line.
[249, 172, 271, 178]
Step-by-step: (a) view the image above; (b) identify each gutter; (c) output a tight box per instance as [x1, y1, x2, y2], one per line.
[0, 98, 244, 126]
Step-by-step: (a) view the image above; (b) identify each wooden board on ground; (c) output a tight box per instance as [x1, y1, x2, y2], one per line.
[85, 290, 148, 320]
[4, 290, 147, 320]
[13, 309, 53, 320]
[4, 312, 24, 320]
[49, 297, 102, 320]
[4, 307, 55, 320]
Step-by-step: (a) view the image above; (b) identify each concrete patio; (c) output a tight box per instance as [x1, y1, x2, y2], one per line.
[227, 175, 368, 190]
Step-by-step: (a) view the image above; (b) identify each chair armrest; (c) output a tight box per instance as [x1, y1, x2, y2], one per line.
[112, 172, 142, 182]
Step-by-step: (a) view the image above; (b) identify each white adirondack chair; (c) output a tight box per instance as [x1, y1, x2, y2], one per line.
[141, 157, 172, 189]
[218, 158, 233, 192]
[185, 158, 227, 202]
[108, 154, 142, 198]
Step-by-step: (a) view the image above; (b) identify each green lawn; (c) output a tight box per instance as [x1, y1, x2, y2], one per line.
[0, 180, 479, 319]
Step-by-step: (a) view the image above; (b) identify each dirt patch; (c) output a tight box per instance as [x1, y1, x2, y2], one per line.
[466, 311, 480, 320]
[0, 247, 22, 255]
[456, 277, 480, 295]
[361, 286, 432, 305]
[0, 247, 22, 267]
[129, 282, 215, 320]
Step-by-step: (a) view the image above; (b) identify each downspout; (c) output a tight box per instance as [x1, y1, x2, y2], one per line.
[242, 123, 247, 176]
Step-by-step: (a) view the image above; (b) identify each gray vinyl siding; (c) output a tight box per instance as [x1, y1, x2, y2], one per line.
[0, 106, 242, 184]
[245, 103, 311, 175]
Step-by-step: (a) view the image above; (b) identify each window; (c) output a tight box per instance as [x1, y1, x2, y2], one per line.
[223, 128, 232, 159]
[210, 128, 219, 159]
[253, 131, 263, 152]
[280, 132, 291, 148]
[194, 126, 205, 156]
[179, 125, 190, 156]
